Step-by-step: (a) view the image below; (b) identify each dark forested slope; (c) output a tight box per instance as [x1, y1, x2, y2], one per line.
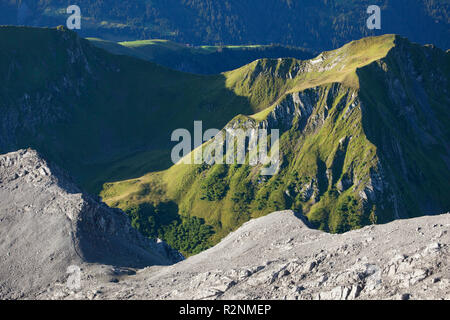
[1, 0, 448, 51]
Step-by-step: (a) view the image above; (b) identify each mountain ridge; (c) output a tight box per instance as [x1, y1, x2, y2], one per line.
[88, 37, 315, 74]
[0, 26, 448, 256]
[101, 34, 450, 251]
[36, 210, 450, 300]
[2, 0, 449, 51]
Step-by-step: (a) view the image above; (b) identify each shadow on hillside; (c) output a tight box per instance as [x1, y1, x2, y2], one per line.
[79, 69, 254, 194]
[292, 210, 315, 229]
[0, 31, 256, 194]
[76, 196, 183, 268]
[356, 55, 450, 222]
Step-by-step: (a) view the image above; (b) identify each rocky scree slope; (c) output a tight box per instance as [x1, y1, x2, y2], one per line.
[0, 149, 181, 299]
[39, 210, 450, 300]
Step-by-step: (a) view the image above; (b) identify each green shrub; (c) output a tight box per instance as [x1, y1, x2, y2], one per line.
[125, 202, 215, 256]
[200, 165, 229, 201]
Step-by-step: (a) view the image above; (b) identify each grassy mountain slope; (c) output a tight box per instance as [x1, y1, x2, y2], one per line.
[101, 35, 450, 253]
[88, 37, 314, 74]
[0, 26, 285, 193]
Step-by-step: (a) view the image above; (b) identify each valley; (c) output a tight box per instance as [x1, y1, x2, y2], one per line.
[88, 37, 315, 74]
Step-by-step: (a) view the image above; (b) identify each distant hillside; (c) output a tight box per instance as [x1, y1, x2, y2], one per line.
[88, 38, 315, 74]
[0, 26, 314, 255]
[1, 0, 449, 51]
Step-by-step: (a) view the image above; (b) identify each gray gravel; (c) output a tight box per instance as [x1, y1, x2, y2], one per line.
[0, 149, 180, 299]
[67, 210, 447, 300]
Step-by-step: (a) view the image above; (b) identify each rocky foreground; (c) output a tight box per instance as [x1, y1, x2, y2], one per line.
[42, 210, 446, 301]
[0, 149, 449, 300]
[0, 149, 181, 299]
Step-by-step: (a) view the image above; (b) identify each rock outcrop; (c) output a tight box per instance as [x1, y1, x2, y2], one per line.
[0, 149, 181, 299]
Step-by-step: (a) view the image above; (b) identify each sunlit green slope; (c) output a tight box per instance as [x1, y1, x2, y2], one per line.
[101, 35, 450, 254]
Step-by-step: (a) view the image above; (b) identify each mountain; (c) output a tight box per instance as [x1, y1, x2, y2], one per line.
[2, 0, 449, 51]
[88, 37, 315, 74]
[101, 34, 450, 251]
[1, 26, 449, 256]
[0, 149, 181, 299]
[37, 210, 450, 300]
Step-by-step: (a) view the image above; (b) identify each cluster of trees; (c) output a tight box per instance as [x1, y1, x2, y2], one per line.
[200, 165, 229, 201]
[308, 189, 370, 233]
[125, 202, 214, 256]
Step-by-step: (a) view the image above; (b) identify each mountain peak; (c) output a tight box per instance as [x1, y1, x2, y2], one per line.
[224, 34, 398, 102]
